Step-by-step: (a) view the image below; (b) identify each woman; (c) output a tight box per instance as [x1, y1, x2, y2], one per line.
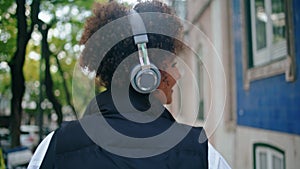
[28, 1, 230, 168]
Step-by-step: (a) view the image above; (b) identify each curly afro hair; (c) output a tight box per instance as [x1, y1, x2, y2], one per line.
[79, 0, 184, 89]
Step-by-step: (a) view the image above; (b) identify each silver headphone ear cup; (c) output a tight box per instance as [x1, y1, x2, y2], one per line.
[130, 64, 161, 93]
[149, 64, 161, 90]
[130, 65, 142, 93]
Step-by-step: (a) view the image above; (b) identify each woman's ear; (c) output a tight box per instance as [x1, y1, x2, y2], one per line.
[158, 71, 168, 89]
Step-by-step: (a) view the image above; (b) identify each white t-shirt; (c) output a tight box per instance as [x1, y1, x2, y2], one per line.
[28, 132, 231, 169]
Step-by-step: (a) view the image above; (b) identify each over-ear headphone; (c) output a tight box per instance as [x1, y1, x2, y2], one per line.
[128, 9, 161, 94]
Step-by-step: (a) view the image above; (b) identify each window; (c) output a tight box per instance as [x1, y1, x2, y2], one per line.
[250, 0, 287, 66]
[253, 143, 285, 169]
[243, 0, 296, 89]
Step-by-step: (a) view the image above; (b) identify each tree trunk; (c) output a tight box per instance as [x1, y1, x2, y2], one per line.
[39, 23, 63, 125]
[55, 56, 78, 119]
[8, 0, 28, 148]
[8, 0, 40, 148]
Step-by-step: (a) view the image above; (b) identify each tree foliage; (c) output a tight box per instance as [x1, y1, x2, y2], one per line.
[0, 0, 107, 148]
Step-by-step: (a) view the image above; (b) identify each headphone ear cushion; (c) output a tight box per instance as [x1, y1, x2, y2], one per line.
[130, 64, 161, 93]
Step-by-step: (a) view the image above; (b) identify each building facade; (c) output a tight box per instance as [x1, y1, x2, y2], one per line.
[171, 0, 300, 168]
[232, 0, 300, 168]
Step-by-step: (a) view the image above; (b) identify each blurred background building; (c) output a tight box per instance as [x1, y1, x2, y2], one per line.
[169, 0, 300, 168]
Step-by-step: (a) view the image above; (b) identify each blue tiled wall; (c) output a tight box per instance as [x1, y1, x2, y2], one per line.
[233, 0, 300, 135]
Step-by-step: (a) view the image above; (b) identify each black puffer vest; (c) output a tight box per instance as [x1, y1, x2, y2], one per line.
[43, 90, 208, 169]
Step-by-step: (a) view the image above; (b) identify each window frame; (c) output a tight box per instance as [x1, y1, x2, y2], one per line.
[242, 0, 296, 90]
[253, 143, 285, 169]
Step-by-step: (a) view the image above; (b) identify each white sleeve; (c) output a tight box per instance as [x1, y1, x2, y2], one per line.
[27, 131, 54, 169]
[208, 142, 231, 169]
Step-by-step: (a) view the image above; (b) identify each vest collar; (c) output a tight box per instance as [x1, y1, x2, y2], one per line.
[92, 88, 175, 121]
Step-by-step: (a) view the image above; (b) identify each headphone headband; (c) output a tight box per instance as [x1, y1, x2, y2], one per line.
[129, 9, 150, 69]
[128, 9, 148, 44]
[128, 9, 161, 93]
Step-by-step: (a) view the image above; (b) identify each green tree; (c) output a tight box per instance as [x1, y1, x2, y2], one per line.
[1, 0, 101, 148]
[0, 1, 16, 117]
[36, 0, 97, 124]
[8, 0, 40, 148]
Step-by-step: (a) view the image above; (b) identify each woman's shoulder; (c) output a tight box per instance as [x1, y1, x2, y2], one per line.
[55, 119, 95, 153]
